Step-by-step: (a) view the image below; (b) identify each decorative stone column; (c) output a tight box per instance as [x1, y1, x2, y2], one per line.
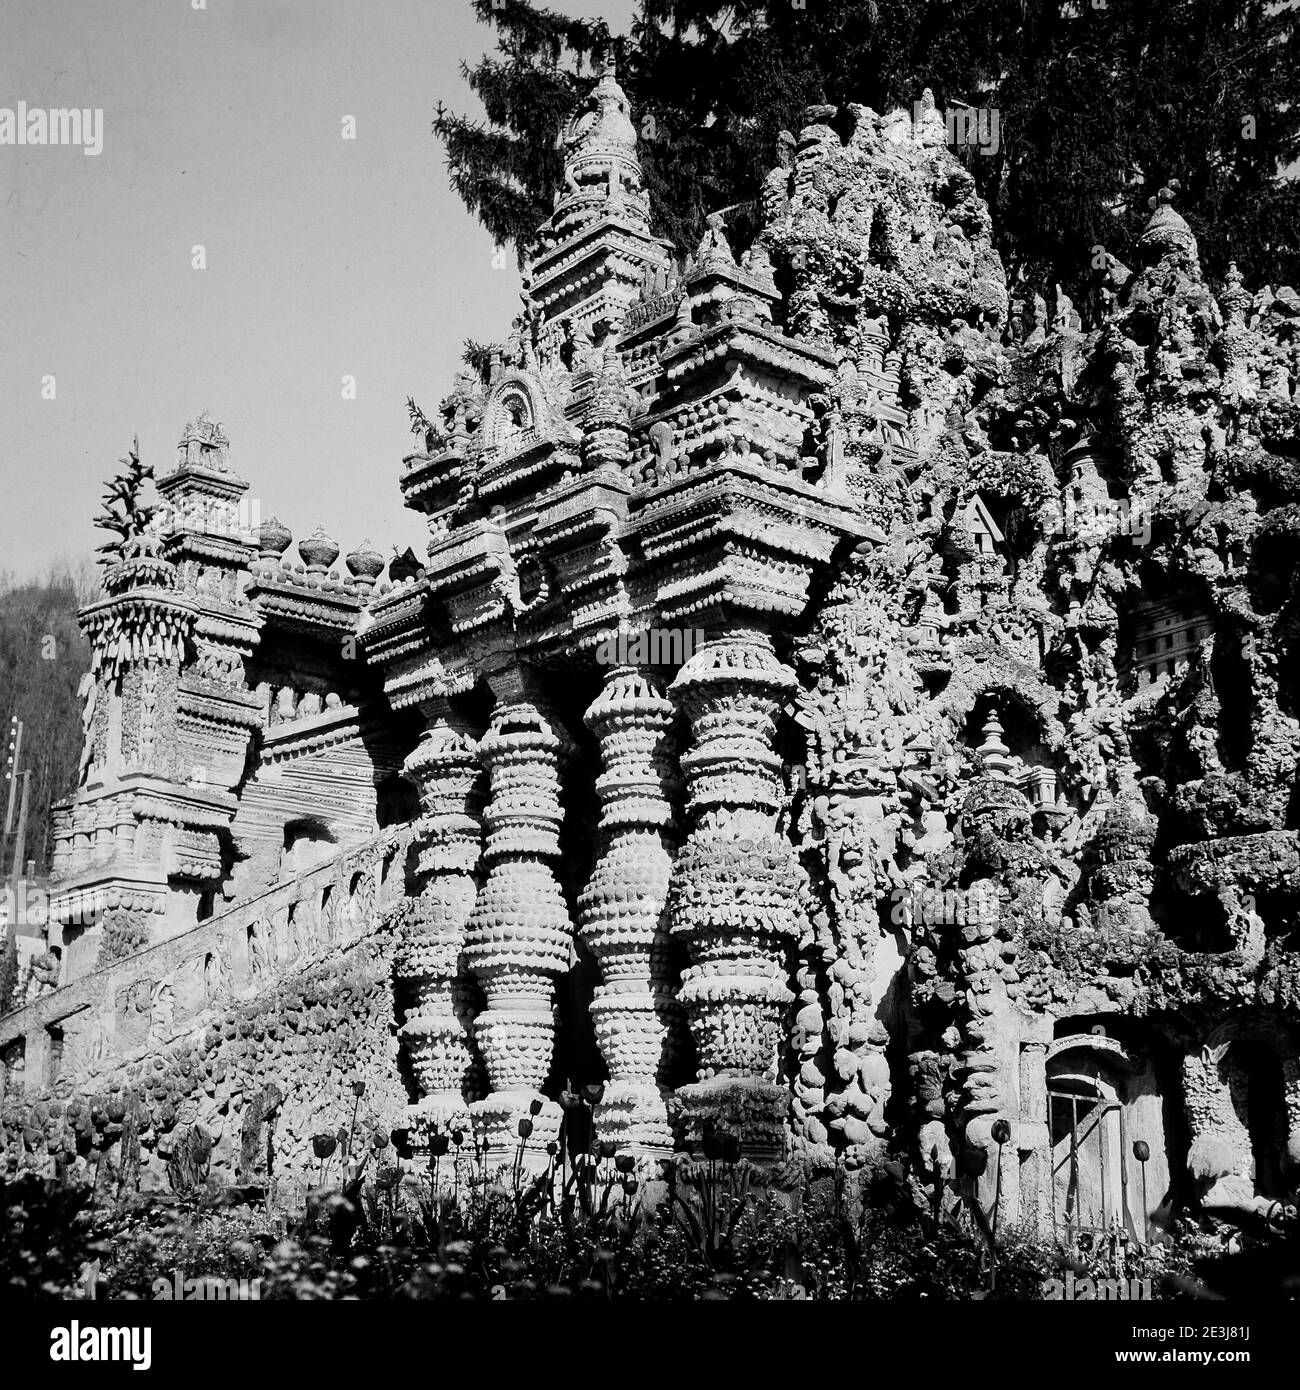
[577, 666, 680, 1152]
[667, 630, 802, 1157]
[464, 702, 572, 1153]
[1017, 1036, 1051, 1228]
[395, 701, 483, 1145]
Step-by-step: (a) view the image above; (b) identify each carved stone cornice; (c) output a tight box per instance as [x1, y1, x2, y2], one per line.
[627, 460, 871, 626]
[257, 701, 369, 764]
[400, 444, 473, 516]
[245, 568, 365, 637]
[659, 320, 837, 391]
[80, 588, 197, 679]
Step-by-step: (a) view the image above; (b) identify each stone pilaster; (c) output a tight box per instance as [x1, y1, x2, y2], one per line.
[395, 702, 483, 1143]
[464, 701, 572, 1151]
[1182, 1040, 1258, 1213]
[667, 630, 802, 1157]
[577, 666, 679, 1152]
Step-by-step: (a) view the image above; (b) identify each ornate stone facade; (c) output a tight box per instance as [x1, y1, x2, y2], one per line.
[5, 67, 1300, 1237]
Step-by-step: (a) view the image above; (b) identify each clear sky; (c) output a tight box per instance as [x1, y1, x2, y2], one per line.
[1, 0, 639, 581]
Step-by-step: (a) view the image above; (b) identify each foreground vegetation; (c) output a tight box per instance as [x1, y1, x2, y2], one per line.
[2, 1119, 1289, 1301]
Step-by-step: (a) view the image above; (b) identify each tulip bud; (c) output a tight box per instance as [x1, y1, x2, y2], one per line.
[598, 1140, 617, 1160]
[615, 1154, 635, 1174]
[546, 1141, 558, 1158]
[1133, 1139, 1150, 1163]
[451, 1128, 464, 1147]
[430, 1134, 450, 1157]
[529, 1098, 543, 1116]
[352, 1081, 367, 1098]
[518, 1118, 534, 1140]
[991, 1119, 1012, 1146]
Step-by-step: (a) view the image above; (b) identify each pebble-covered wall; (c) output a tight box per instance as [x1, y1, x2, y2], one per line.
[1, 830, 413, 1199]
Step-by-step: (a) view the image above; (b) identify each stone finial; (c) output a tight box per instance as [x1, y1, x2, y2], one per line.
[913, 87, 946, 148]
[255, 515, 292, 562]
[695, 210, 736, 271]
[741, 241, 777, 288]
[1219, 261, 1252, 326]
[345, 538, 385, 589]
[553, 55, 646, 228]
[1137, 181, 1199, 264]
[298, 524, 340, 574]
[176, 410, 231, 472]
[978, 708, 1014, 781]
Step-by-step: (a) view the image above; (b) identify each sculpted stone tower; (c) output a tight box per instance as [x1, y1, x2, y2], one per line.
[7, 75, 1300, 1243]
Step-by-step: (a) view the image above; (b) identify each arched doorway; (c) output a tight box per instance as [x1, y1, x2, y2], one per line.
[1046, 1031, 1168, 1241]
[1049, 1064, 1128, 1238]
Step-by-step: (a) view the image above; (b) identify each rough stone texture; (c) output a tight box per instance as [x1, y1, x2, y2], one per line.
[4, 68, 1300, 1235]
[2, 834, 409, 1197]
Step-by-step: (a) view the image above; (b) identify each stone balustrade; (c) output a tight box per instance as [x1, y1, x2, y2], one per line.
[0, 824, 412, 1100]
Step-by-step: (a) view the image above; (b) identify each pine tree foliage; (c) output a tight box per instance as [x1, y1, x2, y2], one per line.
[435, 0, 1300, 303]
[93, 437, 156, 566]
[461, 338, 502, 383]
[434, 0, 615, 265]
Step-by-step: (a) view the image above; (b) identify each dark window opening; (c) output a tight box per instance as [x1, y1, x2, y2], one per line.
[46, 1025, 65, 1088]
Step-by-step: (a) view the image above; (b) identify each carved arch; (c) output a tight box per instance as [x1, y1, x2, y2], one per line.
[482, 373, 547, 452]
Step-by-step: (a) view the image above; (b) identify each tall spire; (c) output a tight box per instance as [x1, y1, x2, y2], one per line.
[551, 57, 649, 235]
[526, 56, 671, 351]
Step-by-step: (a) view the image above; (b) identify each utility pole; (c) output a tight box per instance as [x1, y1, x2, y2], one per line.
[3, 716, 21, 839]
[1, 719, 20, 958]
[10, 770, 30, 885]
[2, 719, 21, 946]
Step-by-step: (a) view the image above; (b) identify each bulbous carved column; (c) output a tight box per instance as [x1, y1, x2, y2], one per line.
[667, 630, 802, 1157]
[396, 704, 483, 1144]
[464, 702, 572, 1151]
[577, 667, 681, 1152]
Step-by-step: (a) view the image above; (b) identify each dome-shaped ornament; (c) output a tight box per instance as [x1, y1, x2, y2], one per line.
[256, 515, 292, 561]
[298, 524, 340, 574]
[345, 538, 385, 587]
